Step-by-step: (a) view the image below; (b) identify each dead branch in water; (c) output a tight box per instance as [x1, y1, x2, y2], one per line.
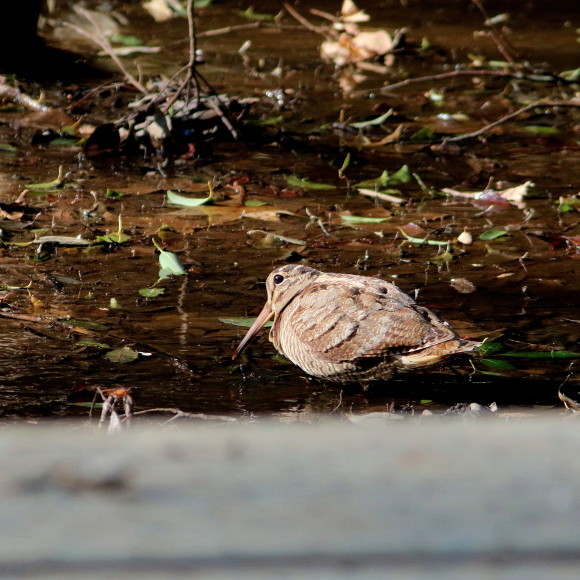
[444, 99, 580, 143]
[379, 69, 569, 94]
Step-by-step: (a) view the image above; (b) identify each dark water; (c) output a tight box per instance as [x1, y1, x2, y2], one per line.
[0, 0, 578, 423]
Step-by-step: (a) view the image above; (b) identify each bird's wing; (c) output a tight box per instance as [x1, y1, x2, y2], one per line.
[285, 281, 455, 363]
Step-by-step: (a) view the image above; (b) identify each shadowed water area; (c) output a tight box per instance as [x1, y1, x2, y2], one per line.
[0, 0, 578, 424]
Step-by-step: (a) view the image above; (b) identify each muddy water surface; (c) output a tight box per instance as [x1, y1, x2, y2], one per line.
[0, 0, 578, 423]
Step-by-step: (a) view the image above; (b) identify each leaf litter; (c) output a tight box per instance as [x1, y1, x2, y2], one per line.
[0, 0, 578, 423]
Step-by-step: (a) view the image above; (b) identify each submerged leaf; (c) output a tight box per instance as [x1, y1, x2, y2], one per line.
[479, 230, 509, 241]
[340, 214, 390, 224]
[139, 288, 166, 298]
[105, 346, 139, 363]
[286, 175, 337, 190]
[525, 125, 560, 135]
[219, 317, 273, 328]
[77, 340, 111, 349]
[238, 6, 275, 20]
[478, 341, 504, 356]
[410, 126, 435, 142]
[481, 358, 517, 370]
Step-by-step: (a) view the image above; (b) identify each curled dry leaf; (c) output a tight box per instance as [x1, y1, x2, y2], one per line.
[457, 230, 473, 244]
[442, 181, 535, 209]
[450, 278, 477, 294]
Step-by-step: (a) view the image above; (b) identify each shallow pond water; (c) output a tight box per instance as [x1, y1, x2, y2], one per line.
[0, 0, 578, 424]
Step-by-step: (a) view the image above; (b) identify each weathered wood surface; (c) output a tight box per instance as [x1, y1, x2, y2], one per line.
[0, 418, 579, 578]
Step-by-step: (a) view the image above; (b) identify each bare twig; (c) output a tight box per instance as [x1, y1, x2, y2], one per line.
[283, 2, 330, 35]
[445, 99, 580, 143]
[63, 9, 147, 93]
[379, 69, 562, 94]
[197, 21, 262, 38]
[132, 408, 238, 423]
[0, 311, 96, 334]
[0, 78, 51, 112]
[471, 0, 518, 64]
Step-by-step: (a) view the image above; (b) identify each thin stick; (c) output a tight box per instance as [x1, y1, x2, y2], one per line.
[445, 99, 580, 143]
[0, 311, 96, 334]
[379, 69, 560, 94]
[283, 2, 329, 35]
[471, 0, 518, 64]
[131, 408, 238, 422]
[197, 21, 262, 37]
[63, 9, 147, 93]
[0, 80, 51, 112]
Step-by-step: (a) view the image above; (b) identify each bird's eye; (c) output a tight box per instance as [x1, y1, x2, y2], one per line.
[273, 274, 285, 285]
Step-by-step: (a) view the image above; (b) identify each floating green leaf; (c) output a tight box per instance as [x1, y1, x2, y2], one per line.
[77, 340, 111, 349]
[340, 214, 390, 224]
[525, 125, 560, 135]
[106, 189, 125, 199]
[105, 346, 139, 363]
[26, 165, 66, 189]
[219, 317, 273, 328]
[239, 6, 275, 20]
[558, 197, 580, 213]
[355, 165, 411, 188]
[109, 297, 123, 310]
[244, 199, 268, 207]
[111, 34, 142, 46]
[560, 67, 580, 82]
[410, 126, 435, 142]
[153, 238, 186, 277]
[167, 189, 213, 207]
[139, 288, 166, 298]
[387, 164, 411, 185]
[350, 109, 393, 129]
[356, 170, 389, 188]
[479, 229, 509, 241]
[339, 152, 351, 178]
[49, 137, 80, 147]
[480, 358, 517, 370]
[478, 341, 504, 355]
[286, 175, 337, 190]
[96, 215, 132, 244]
[429, 250, 454, 265]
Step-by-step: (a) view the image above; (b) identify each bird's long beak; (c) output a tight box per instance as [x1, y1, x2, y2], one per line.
[231, 303, 274, 360]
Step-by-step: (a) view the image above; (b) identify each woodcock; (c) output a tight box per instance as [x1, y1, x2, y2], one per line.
[232, 265, 480, 383]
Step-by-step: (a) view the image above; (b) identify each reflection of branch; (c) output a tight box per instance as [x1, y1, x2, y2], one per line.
[445, 99, 580, 143]
[380, 69, 563, 94]
[471, 0, 518, 64]
[63, 8, 147, 93]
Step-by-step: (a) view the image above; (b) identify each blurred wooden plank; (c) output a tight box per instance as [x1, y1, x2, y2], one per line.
[0, 419, 579, 577]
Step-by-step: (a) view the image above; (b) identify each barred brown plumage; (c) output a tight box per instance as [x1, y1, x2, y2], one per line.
[233, 265, 480, 383]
